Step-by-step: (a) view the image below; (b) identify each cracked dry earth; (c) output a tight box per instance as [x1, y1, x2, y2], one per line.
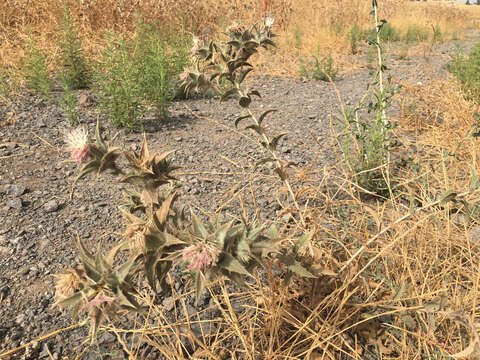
[1, 33, 479, 359]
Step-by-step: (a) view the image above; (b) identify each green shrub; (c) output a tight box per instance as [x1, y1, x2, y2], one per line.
[432, 25, 443, 43]
[447, 44, 480, 103]
[95, 33, 143, 129]
[379, 23, 400, 42]
[349, 24, 364, 55]
[404, 24, 429, 43]
[23, 36, 52, 101]
[135, 22, 190, 120]
[58, 0, 90, 90]
[60, 84, 79, 125]
[299, 53, 338, 81]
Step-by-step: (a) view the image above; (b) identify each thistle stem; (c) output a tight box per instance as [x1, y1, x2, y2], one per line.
[244, 105, 306, 228]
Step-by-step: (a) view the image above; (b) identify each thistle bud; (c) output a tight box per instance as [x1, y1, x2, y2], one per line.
[180, 243, 221, 272]
[65, 127, 91, 163]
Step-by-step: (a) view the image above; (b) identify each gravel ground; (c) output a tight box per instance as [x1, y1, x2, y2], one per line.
[1, 32, 479, 359]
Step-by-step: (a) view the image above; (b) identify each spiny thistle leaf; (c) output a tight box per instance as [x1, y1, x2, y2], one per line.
[218, 253, 251, 276]
[287, 262, 316, 278]
[269, 132, 288, 151]
[235, 114, 252, 128]
[258, 109, 277, 125]
[191, 212, 208, 239]
[245, 124, 263, 135]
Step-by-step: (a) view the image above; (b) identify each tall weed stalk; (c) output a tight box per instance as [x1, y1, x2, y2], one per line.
[338, 0, 400, 195]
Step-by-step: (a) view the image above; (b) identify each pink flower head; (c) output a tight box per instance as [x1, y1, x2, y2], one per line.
[65, 127, 91, 163]
[85, 293, 116, 311]
[180, 243, 221, 272]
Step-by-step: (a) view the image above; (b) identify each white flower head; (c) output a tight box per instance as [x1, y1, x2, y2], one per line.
[264, 17, 275, 28]
[65, 126, 91, 163]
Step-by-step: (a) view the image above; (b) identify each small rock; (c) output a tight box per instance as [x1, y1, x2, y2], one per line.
[5, 184, 26, 196]
[44, 200, 60, 213]
[0, 285, 9, 299]
[78, 92, 95, 107]
[9, 237, 21, 246]
[175, 137, 183, 142]
[162, 296, 175, 312]
[0, 246, 9, 255]
[99, 332, 116, 344]
[15, 314, 25, 325]
[6, 198, 23, 210]
[452, 213, 467, 225]
[282, 146, 291, 154]
[468, 225, 480, 244]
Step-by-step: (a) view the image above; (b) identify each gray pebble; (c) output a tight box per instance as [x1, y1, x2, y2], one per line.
[44, 200, 60, 213]
[6, 198, 23, 210]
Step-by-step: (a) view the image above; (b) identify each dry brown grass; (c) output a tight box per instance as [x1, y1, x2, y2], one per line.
[2, 0, 480, 74]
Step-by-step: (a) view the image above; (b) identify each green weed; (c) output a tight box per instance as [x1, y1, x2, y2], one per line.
[379, 22, 400, 42]
[339, 2, 401, 196]
[23, 36, 52, 101]
[447, 44, 480, 103]
[432, 25, 443, 43]
[60, 84, 79, 125]
[0, 70, 10, 98]
[95, 33, 143, 129]
[293, 23, 302, 50]
[299, 52, 338, 82]
[404, 24, 429, 43]
[135, 21, 190, 120]
[58, 0, 90, 90]
[349, 24, 365, 55]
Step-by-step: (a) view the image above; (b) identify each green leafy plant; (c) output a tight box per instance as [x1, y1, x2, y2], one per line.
[404, 24, 429, 43]
[95, 33, 143, 129]
[299, 53, 339, 82]
[379, 22, 400, 42]
[447, 44, 480, 103]
[135, 21, 190, 120]
[349, 24, 365, 55]
[56, 120, 314, 340]
[60, 83, 79, 125]
[432, 24, 443, 43]
[58, 0, 91, 90]
[23, 36, 52, 101]
[338, 0, 401, 195]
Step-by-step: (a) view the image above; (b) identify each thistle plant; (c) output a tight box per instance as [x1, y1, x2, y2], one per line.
[178, 19, 307, 226]
[56, 121, 314, 339]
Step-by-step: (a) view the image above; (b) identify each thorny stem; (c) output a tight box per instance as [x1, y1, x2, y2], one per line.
[239, 91, 306, 227]
[373, 0, 387, 125]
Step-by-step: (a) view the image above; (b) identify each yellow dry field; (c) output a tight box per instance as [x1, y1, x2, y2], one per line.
[2, 0, 480, 73]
